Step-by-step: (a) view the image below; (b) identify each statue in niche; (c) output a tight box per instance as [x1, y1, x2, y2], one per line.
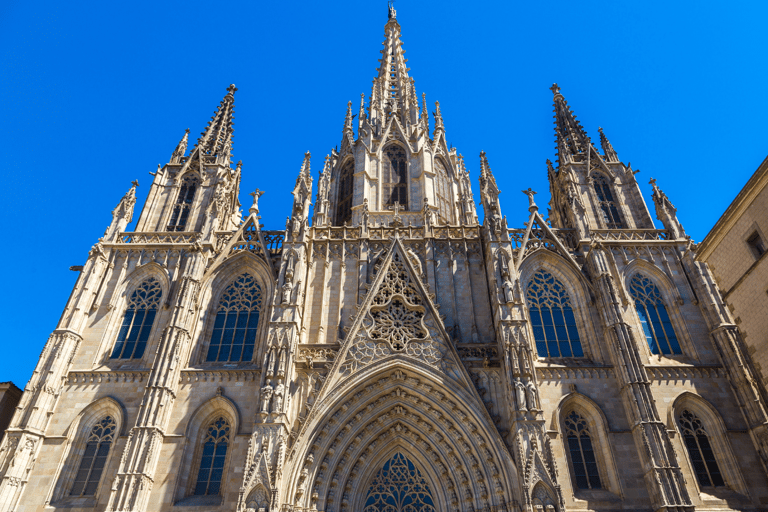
[423, 197, 437, 228]
[515, 379, 527, 411]
[503, 276, 515, 303]
[260, 385, 273, 413]
[272, 383, 285, 412]
[526, 380, 539, 410]
[489, 207, 502, 236]
[281, 281, 293, 304]
[292, 214, 302, 240]
[361, 198, 370, 227]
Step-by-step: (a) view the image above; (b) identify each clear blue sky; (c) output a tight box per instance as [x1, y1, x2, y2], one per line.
[1, 0, 766, 388]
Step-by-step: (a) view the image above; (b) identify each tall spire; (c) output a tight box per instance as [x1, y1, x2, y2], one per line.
[551, 84, 589, 162]
[171, 128, 189, 163]
[368, 10, 415, 127]
[598, 127, 619, 162]
[196, 84, 237, 158]
[421, 92, 429, 133]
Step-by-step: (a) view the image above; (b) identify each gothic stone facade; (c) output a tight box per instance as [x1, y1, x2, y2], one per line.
[2, 10, 768, 512]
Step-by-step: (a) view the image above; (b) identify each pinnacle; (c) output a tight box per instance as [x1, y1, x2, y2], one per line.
[195, 85, 237, 158]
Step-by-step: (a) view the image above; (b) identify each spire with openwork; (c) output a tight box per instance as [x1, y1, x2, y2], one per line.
[551, 84, 589, 165]
[195, 84, 237, 159]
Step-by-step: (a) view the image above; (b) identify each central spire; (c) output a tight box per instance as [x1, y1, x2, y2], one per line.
[195, 84, 237, 159]
[368, 11, 418, 129]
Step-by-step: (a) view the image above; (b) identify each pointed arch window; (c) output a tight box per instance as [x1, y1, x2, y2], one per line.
[678, 410, 725, 487]
[193, 417, 231, 496]
[526, 270, 583, 358]
[111, 278, 162, 360]
[592, 175, 625, 229]
[168, 174, 199, 231]
[434, 158, 453, 224]
[206, 274, 263, 363]
[70, 416, 116, 497]
[628, 273, 681, 355]
[383, 145, 408, 210]
[363, 452, 436, 512]
[564, 411, 602, 490]
[336, 160, 354, 225]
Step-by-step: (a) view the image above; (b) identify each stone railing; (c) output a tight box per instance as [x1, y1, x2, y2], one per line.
[591, 229, 669, 241]
[116, 232, 198, 244]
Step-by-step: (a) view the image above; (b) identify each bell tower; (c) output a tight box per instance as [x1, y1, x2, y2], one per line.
[313, 6, 478, 228]
[547, 84, 654, 238]
[134, 85, 243, 239]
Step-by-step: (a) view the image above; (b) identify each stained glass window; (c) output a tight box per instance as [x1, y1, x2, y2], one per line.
[363, 452, 436, 512]
[628, 273, 681, 355]
[383, 145, 408, 210]
[564, 411, 601, 490]
[168, 174, 199, 231]
[194, 417, 230, 496]
[526, 269, 583, 358]
[678, 410, 725, 487]
[434, 159, 453, 224]
[70, 416, 116, 496]
[336, 161, 354, 225]
[206, 274, 262, 363]
[593, 176, 625, 229]
[111, 278, 162, 360]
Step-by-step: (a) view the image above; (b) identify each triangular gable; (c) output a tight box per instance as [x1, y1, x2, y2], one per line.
[379, 114, 411, 150]
[208, 213, 276, 278]
[314, 237, 475, 402]
[516, 209, 581, 274]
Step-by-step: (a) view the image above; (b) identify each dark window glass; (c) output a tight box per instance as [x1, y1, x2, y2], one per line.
[383, 145, 408, 210]
[194, 417, 230, 496]
[628, 273, 681, 355]
[168, 174, 200, 231]
[363, 452, 436, 512]
[747, 231, 766, 259]
[111, 278, 162, 360]
[593, 175, 625, 229]
[564, 411, 602, 490]
[526, 269, 583, 358]
[205, 274, 262, 363]
[70, 416, 116, 496]
[678, 410, 725, 487]
[335, 161, 354, 225]
[434, 159, 453, 224]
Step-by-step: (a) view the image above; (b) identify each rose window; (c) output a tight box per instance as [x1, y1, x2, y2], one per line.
[370, 298, 426, 351]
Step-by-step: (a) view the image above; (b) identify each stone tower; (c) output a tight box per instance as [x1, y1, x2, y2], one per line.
[2, 7, 768, 512]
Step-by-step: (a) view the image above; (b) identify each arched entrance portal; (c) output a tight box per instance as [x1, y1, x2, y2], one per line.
[363, 452, 436, 512]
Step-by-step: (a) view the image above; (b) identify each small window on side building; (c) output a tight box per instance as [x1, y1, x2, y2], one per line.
[746, 231, 766, 259]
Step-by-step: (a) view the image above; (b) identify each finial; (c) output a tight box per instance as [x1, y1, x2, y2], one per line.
[249, 189, 264, 215]
[550, 83, 561, 96]
[227, 84, 238, 96]
[236, 160, 243, 171]
[522, 188, 538, 211]
[344, 101, 354, 134]
[388, 0, 396, 19]
[131, 180, 139, 188]
[434, 101, 444, 131]
[649, 177, 660, 193]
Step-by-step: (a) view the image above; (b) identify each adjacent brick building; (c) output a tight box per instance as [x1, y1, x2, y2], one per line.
[697, 155, 768, 387]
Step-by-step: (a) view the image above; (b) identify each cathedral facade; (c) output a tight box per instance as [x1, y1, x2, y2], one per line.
[2, 8, 768, 512]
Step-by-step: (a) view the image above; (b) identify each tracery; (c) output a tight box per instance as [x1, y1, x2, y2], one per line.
[592, 175, 625, 229]
[168, 174, 199, 231]
[336, 160, 354, 225]
[206, 273, 263, 363]
[194, 416, 231, 496]
[70, 416, 117, 496]
[111, 277, 162, 360]
[363, 452, 436, 512]
[628, 273, 681, 355]
[383, 145, 408, 210]
[526, 269, 583, 358]
[677, 410, 725, 487]
[563, 411, 602, 490]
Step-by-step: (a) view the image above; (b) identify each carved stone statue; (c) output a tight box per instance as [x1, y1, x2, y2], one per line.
[361, 198, 370, 227]
[515, 379, 527, 411]
[281, 281, 293, 304]
[272, 383, 285, 412]
[526, 380, 539, 410]
[503, 277, 515, 303]
[260, 385, 273, 413]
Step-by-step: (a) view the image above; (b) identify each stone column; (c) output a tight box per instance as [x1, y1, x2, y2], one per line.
[588, 245, 692, 512]
[0, 243, 110, 511]
[107, 245, 207, 512]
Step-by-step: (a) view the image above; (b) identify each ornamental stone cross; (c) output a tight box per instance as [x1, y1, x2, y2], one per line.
[250, 189, 264, 215]
[131, 180, 139, 188]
